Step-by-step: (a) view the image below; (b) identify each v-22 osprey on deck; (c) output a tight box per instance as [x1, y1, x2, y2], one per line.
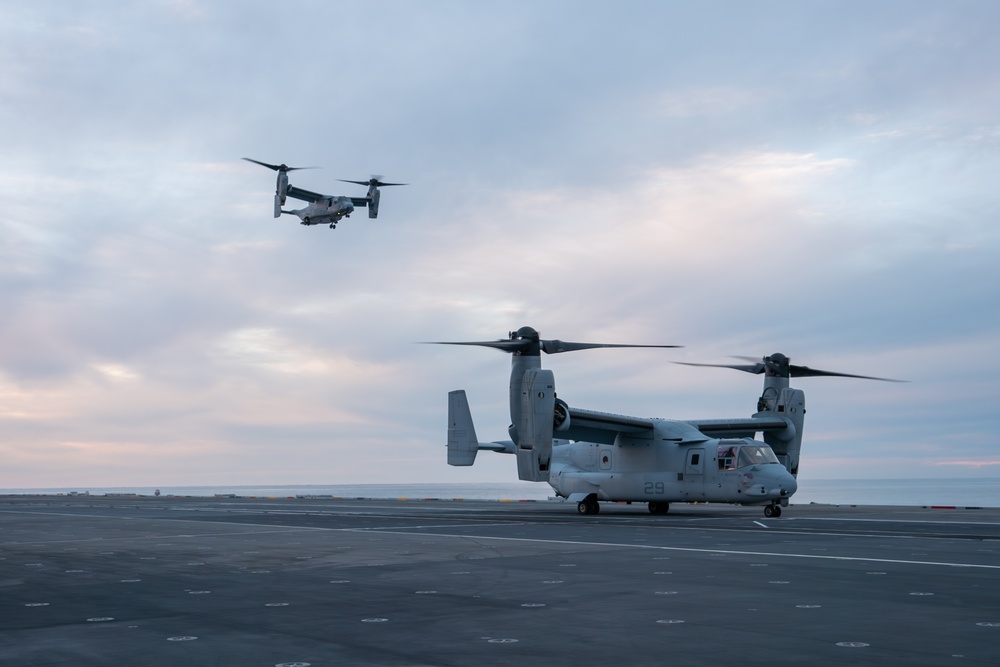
[436, 326, 902, 517]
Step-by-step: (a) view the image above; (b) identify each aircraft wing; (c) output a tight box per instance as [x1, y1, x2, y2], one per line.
[285, 185, 327, 203]
[349, 197, 370, 207]
[563, 407, 656, 444]
[684, 416, 790, 438]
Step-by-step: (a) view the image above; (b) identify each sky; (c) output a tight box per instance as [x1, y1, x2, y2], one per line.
[1, 1, 998, 488]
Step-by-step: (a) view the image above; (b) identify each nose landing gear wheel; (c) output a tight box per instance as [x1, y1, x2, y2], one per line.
[764, 505, 782, 518]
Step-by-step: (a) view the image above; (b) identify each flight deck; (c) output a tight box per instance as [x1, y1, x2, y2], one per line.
[1, 496, 998, 666]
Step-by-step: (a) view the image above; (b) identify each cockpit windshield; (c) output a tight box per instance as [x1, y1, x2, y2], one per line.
[718, 443, 780, 470]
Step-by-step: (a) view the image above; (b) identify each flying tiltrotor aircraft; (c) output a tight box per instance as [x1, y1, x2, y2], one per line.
[437, 326, 901, 517]
[243, 158, 405, 229]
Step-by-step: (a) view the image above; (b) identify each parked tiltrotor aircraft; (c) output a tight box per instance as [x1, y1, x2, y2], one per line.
[436, 326, 901, 517]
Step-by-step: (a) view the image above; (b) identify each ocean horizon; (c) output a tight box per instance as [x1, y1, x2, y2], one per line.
[3, 477, 999, 508]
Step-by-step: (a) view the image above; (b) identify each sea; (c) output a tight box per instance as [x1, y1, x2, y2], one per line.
[2, 478, 999, 508]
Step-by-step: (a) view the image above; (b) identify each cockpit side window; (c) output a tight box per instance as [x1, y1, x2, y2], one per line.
[717, 445, 737, 470]
[736, 445, 781, 468]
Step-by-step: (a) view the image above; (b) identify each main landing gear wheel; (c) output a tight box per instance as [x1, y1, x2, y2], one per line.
[577, 499, 600, 515]
[648, 501, 670, 515]
[329, 223, 336, 228]
[764, 505, 782, 518]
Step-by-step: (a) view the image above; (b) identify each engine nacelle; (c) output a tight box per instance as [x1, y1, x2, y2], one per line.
[368, 187, 381, 219]
[758, 387, 805, 477]
[553, 397, 571, 432]
[276, 171, 289, 205]
[516, 368, 554, 482]
[274, 172, 289, 218]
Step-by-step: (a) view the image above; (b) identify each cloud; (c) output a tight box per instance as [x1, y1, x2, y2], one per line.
[656, 86, 771, 118]
[1, 2, 999, 489]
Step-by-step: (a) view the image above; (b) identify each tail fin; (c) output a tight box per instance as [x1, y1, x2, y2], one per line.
[447, 390, 480, 466]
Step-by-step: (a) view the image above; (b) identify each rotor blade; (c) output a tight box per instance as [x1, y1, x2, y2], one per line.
[676, 359, 906, 382]
[338, 179, 407, 187]
[542, 340, 681, 354]
[674, 361, 765, 374]
[242, 158, 318, 172]
[423, 340, 529, 353]
[787, 365, 907, 382]
[243, 157, 282, 171]
[427, 326, 680, 357]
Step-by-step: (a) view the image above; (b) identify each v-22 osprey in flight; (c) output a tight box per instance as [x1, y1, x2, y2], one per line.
[243, 158, 406, 229]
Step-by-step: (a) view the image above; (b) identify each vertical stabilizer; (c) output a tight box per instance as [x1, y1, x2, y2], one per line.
[447, 390, 479, 466]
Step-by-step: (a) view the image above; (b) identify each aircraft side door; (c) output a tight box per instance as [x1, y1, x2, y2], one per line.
[683, 448, 705, 499]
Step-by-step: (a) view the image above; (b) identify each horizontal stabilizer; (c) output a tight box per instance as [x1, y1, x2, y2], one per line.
[447, 392, 516, 466]
[480, 440, 516, 454]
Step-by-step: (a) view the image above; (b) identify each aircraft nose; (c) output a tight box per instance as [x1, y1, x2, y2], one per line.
[779, 471, 798, 498]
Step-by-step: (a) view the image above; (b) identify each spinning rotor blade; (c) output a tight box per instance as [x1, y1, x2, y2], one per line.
[676, 361, 766, 374]
[676, 353, 906, 382]
[426, 325, 680, 356]
[428, 339, 530, 353]
[540, 340, 681, 354]
[338, 177, 407, 187]
[242, 157, 318, 172]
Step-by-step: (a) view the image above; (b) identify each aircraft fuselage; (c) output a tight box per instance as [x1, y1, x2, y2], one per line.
[290, 196, 355, 225]
[549, 435, 797, 506]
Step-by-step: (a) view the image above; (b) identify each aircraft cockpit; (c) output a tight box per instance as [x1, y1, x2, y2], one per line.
[717, 442, 780, 470]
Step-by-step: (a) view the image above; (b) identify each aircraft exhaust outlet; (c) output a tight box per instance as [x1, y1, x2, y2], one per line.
[554, 398, 571, 432]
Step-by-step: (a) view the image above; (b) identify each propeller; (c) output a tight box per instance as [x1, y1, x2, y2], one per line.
[242, 157, 318, 173]
[338, 176, 407, 188]
[427, 325, 681, 356]
[675, 352, 906, 382]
